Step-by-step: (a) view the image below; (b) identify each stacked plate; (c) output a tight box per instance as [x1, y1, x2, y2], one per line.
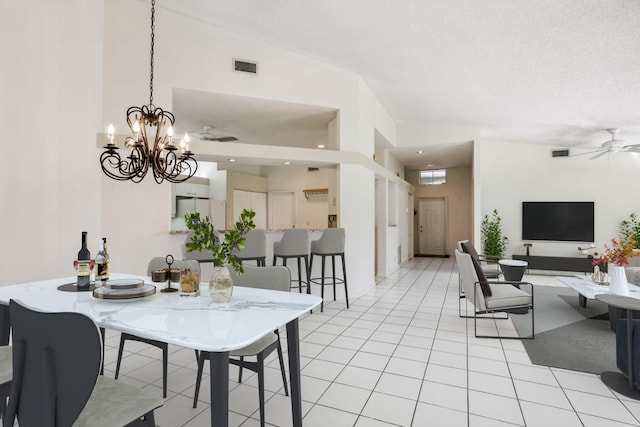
[92, 278, 156, 300]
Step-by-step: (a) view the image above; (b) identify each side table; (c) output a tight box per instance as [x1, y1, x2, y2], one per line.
[499, 259, 528, 281]
[595, 293, 640, 399]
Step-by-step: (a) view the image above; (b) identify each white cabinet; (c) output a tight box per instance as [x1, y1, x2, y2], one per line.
[233, 189, 267, 229]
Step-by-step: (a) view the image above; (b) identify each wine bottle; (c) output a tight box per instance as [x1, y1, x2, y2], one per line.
[102, 237, 110, 281]
[77, 231, 91, 289]
[95, 239, 108, 282]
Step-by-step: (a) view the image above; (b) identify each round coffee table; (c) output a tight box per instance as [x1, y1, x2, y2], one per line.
[595, 293, 640, 399]
[499, 259, 528, 281]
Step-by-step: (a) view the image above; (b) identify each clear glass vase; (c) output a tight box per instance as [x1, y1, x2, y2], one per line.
[209, 266, 233, 303]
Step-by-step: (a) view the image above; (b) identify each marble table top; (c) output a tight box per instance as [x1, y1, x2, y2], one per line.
[557, 275, 640, 300]
[0, 273, 322, 352]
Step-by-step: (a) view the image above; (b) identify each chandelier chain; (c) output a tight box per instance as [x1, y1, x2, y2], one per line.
[100, 0, 198, 184]
[149, 0, 155, 107]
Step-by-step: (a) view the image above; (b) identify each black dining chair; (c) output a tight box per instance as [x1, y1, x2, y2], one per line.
[4, 299, 163, 427]
[114, 257, 200, 398]
[192, 266, 290, 427]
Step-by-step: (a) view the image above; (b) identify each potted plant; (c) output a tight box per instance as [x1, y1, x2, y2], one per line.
[481, 209, 509, 261]
[592, 236, 636, 295]
[620, 213, 640, 250]
[184, 209, 256, 302]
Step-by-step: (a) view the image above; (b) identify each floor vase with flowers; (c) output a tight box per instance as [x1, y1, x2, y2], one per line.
[609, 265, 629, 296]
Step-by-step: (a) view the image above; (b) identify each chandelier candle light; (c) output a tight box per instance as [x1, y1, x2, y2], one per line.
[100, 0, 197, 184]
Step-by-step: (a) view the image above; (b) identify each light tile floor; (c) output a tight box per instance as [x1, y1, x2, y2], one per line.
[103, 257, 640, 426]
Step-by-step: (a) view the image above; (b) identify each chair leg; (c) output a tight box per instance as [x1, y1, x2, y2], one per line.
[304, 255, 310, 295]
[238, 356, 244, 383]
[341, 253, 349, 309]
[275, 330, 289, 396]
[162, 344, 168, 398]
[193, 351, 207, 408]
[320, 255, 326, 311]
[257, 353, 266, 427]
[331, 255, 337, 301]
[297, 256, 303, 293]
[115, 334, 126, 380]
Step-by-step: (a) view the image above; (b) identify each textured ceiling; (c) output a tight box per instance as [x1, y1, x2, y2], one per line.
[160, 0, 640, 170]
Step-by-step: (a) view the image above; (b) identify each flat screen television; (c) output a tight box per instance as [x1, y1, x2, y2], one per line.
[522, 202, 594, 242]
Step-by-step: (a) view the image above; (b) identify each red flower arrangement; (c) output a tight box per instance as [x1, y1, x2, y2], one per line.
[592, 237, 636, 267]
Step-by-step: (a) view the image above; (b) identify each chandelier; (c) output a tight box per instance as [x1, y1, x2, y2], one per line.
[100, 0, 197, 184]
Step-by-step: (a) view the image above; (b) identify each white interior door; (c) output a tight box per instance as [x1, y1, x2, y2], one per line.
[268, 192, 295, 229]
[418, 197, 446, 255]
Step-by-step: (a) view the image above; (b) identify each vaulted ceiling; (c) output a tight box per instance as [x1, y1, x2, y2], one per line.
[161, 0, 640, 170]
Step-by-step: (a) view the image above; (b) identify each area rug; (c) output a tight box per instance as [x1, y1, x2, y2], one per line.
[511, 284, 617, 374]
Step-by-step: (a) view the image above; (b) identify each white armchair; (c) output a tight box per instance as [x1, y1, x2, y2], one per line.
[455, 249, 535, 339]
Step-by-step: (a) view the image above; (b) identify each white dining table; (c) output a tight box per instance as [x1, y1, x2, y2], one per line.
[0, 273, 322, 426]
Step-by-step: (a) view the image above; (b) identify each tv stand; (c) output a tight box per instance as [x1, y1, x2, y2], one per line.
[512, 255, 604, 274]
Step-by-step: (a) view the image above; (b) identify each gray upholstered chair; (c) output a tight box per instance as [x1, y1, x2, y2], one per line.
[310, 228, 348, 311]
[182, 230, 215, 262]
[273, 229, 310, 293]
[5, 299, 162, 427]
[192, 266, 290, 427]
[455, 250, 534, 339]
[457, 240, 501, 279]
[233, 229, 267, 266]
[114, 258, 201, 398]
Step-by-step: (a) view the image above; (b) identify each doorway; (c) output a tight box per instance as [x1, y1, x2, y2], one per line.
[418, 197, 446, 256]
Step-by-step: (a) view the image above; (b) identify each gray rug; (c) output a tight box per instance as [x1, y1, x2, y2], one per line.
[512, 285, 617, 374]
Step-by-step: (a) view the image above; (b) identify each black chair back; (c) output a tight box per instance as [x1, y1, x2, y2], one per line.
[5, 299, 101, 427]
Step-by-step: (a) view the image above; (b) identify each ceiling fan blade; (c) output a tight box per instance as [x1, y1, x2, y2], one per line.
[211, 136, 238, 142]
[570, 150, 602, 157]
[589, 151, 608, 160]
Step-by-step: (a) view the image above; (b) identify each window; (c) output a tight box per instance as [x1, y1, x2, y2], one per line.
[419, 169, 446, 185]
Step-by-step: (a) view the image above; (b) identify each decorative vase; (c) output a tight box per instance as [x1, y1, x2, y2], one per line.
[209, 266, 233, 303]
[609, 265, 629, 296]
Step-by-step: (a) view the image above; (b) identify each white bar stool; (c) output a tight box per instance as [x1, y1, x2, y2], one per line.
[310, 228, 349, 311]
[234, 229, 267, 266]
[273, 229, 310, 293]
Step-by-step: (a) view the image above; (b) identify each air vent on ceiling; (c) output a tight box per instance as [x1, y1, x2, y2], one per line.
[308, 167, 319, 172]
[551, 149, 569, 158]
[233, 59, 257, 74]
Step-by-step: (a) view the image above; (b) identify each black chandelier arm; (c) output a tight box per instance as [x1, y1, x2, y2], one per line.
[100, 150, 137, 182]
[151, 150, 198, 184]
[100, 144, 151, 182]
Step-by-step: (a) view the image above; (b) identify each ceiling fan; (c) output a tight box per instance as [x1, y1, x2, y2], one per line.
[573, 128, 640, 160]
[190, 125, 238, 142]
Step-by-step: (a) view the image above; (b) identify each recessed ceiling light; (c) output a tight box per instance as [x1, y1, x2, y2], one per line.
[228, 158, 236, 162]
[427, 163, 434, 167]
[283, 161, 291, 165]
[417, 150, 424, 154]
[317, 144, 325, 149]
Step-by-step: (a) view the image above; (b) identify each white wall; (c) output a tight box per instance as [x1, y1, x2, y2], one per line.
[97, 0, 403, 297]
[474, 139, 640, 258]
[0, 0, 104, 285]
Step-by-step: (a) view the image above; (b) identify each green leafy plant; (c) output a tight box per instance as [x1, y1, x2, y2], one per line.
[481, 209, 509, 261]
[620, 213, 640, 250]
[184, 209, 256, 274]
